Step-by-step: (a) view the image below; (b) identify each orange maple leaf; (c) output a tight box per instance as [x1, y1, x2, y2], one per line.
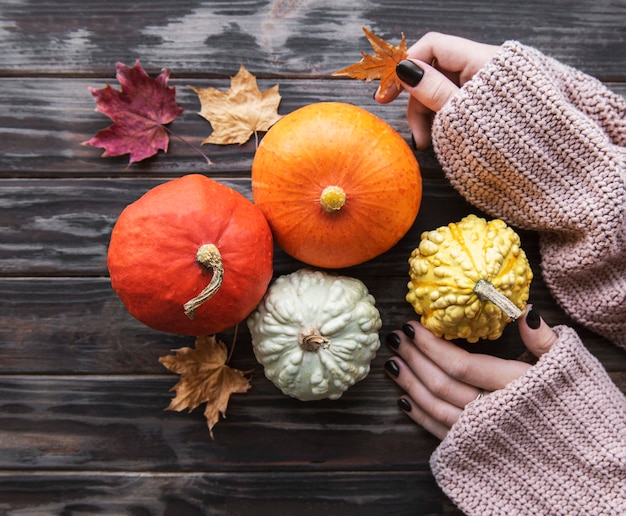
[159, 335, 251, 439]
[190, 64, 282, 146]
[333, 27, 408, 95]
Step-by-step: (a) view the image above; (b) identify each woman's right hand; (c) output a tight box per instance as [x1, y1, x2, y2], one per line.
[374, 32, 500, 149]
[385, 307, 559, 440]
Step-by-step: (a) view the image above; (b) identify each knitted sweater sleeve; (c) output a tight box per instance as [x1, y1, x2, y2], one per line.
[430, 326, 626, 516]
[431, 41, 626, 348]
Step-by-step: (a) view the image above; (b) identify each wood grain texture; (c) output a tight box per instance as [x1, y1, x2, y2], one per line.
[1, 79, 625, 178]
[0, 375, 438, 471]
[0, 0, 625, 78]
[1, 0, 625, 513]
[0, 472, 460, 515]
[1, 276, 624, 376]
[0, 78, 413, 177]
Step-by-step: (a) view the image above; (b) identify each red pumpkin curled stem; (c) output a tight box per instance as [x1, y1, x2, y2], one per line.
[183, 243, 224, 319]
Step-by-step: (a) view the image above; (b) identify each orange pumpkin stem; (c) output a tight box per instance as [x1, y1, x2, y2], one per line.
[473, 279, 523, 320]
[183, 243, 224, 320]
[319, 185, 346, 213]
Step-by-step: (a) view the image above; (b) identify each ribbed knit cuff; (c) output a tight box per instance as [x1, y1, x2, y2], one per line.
[430, 326, 626, 516]
[431, 41, 626, 348]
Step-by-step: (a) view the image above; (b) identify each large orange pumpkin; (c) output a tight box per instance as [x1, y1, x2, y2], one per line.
[251, 102, 422, 268]
[107, 174, 274, 336]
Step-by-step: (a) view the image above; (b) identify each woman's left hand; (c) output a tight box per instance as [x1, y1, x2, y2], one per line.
[385, 307, 558, 439]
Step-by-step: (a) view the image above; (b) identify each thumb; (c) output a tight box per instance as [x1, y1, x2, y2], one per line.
[518, 305, 559, 358]
[396, 59, 459, 112]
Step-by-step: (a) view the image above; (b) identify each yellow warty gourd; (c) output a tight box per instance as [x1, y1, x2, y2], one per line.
[406, 215, 533, 343]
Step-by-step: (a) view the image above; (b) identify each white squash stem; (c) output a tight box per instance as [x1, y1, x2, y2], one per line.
[299, 328, 331, 352]
[473, 279, 523, 320]
[183, 243, 224, 319]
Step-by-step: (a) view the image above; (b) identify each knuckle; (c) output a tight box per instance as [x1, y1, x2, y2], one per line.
[428, 375, 452, 399]
[447, 356, 471, 382]
[428, 80, 453, 109]
[410, 407, 428, 428]
[430, 403, 456, 427]
[421, 31, 443, 44]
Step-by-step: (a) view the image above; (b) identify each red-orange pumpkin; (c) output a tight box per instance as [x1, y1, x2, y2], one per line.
[251, 102, 422, 268]
[107, 174, 274, 336]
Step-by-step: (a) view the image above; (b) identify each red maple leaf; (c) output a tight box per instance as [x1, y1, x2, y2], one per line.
[83, 60, 184, 164]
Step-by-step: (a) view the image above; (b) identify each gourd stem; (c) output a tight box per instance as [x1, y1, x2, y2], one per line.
[299, 329, 331, 352]
[183, 244, 224, 320]
[473, 279, 523, 320]
[320, 185, 346, 213]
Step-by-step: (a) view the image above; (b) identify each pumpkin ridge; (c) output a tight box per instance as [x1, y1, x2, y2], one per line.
[346, 195, 419, 229]
[332, 206, 407, 247]
[493, 246, 522, 283]
[449, 222, 482, 278]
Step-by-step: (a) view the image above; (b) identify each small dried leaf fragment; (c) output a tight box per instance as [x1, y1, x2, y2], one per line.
[83, 60, 184, 164]
[190, 64, 282, 145]
[159, 335, 251, 438]
[333, 27, 408, 94]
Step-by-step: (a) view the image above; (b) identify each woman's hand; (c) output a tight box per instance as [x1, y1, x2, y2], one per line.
[374, 32, 499, 149]
[385, 307, 558, 439]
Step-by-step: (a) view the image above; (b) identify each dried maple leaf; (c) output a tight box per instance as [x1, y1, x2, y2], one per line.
[159, 335, 251, 439]
[189, 64, 282, 145]
[83, 60, 184, 164]
[332, 27, 408, 95]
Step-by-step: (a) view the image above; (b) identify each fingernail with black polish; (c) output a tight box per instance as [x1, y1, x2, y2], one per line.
[396, 59, 424, 87]
[385, 359, 400, 378]
[525, 307, 542, 330]
[386, 332, 401, 351]
[402, 323, 415, 339]
[397, 398, 412, 412]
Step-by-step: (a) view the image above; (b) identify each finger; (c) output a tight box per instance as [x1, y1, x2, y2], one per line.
[376, 33, 498, 104]
[389, 330, 482, 408]
[406, 32, 499, 85]
[396, 59, 460, 113]
[385, 357, 463, 428]
[518, 305, 558, 358]
[397, 396, 449, 440]
[373, 81, 400, 104]
[402, 321, 531, 392]
[406, 95, 433, 150]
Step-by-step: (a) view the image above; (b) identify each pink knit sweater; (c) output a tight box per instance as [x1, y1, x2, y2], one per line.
[429, 42, 626, 515]
[433, 41, 626, 349]
[431, 327, 625, 515]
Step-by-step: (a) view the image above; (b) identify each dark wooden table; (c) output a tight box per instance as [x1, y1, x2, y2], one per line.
[1, 1, 625, 514]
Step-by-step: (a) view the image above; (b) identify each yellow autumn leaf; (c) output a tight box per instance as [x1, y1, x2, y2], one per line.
[190, 64, 282, 145]
[159, 335, 251, 439]
[333, 27, 408, 94]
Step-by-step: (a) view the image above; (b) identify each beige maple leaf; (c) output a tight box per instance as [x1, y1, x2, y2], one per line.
[332, 27, 408, 95]
[190, 64, 282, 145]
[159, 335, 251, 439]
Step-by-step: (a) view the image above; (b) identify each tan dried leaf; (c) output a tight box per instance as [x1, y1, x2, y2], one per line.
[159, 335, 251, 439]
[190, 64, 282, 145]
[333, 27, 408, 94]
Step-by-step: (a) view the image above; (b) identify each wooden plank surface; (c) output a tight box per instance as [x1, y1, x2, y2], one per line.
[1, 0, 625, 78]
[1, 0, 625, 514]
[0, 472, 458, 515]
